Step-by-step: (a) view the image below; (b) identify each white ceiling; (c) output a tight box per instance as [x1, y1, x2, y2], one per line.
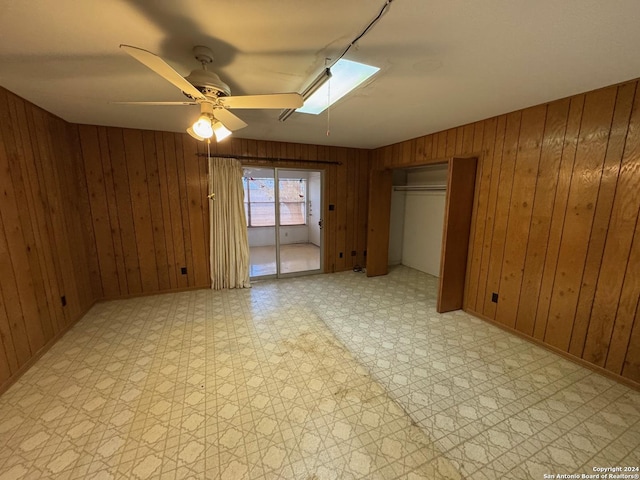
[2, 0, 640, 149]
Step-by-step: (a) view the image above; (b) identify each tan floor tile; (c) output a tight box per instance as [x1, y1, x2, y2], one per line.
[0, 266, 639, 479]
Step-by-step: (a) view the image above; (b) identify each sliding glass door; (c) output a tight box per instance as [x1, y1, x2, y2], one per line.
[244, 167, 323, 279]
[244, 167, 277, 277]
[277, 169, 322, 276]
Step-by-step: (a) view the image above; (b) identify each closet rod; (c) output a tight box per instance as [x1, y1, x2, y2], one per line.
[196, 152, 341, 166]
[393, 185, 447, 191]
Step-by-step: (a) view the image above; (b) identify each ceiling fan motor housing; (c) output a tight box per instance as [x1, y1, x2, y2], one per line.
[183, 69, 231, 99]
[183, 46, 231, 99]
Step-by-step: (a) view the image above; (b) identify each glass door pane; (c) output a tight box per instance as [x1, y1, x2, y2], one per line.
[277, 169, 322, 275]
[244, 167, 277, 278]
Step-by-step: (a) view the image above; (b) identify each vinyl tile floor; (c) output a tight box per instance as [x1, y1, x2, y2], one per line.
[0, 266, 638, 479]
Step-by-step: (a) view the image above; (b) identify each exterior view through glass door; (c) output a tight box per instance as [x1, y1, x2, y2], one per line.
[243, 167, 323, 279]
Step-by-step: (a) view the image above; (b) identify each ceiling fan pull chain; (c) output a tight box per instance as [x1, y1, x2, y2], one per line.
[326, 73, 331, 137]
[206, 139, 216, 200]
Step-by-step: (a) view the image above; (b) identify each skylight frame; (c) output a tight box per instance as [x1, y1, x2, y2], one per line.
[297, 59, 380, 115]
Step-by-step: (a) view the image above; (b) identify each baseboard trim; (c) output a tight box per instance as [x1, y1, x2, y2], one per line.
[465, 308, 640, 392]
[99, 284, 211, 301]
[0, 299, 98, 397]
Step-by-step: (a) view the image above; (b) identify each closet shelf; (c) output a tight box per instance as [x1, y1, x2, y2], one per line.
[392, 185, 447, 192]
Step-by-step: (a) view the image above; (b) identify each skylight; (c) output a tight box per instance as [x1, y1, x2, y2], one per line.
[297, 59, 380, 115]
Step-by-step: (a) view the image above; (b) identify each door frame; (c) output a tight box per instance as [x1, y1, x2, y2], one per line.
[245, 166, 324, 280]
[276, 167, 325, 279]
[365, 156, 478, 313]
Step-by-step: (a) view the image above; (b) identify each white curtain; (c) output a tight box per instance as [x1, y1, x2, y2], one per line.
[208, 157, 251, 289]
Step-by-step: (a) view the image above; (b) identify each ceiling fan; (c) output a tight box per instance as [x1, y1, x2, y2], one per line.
[116, 45, 303, 142]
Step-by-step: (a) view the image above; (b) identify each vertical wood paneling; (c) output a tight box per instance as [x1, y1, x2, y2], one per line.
[9, 100, 59, 338]
[54, 120, 95, 313]
[79, 125, 116, 297]
[445, 129, 457, 157]
[483, 112, 521, 320]
[0, 217, 31, 365]
[475, 115, 507, 313]
[197, 140, 211, 285]
[401, 140, 413, 166]
[329, 152, 338, 272]
[0, 87, 96, 393]
[622, 301, 640, 379]
[335, 149, 348, 271]
[437, 131, 447, 158]
[123, 129, 159, 293]
[455, 127, 465, 155]
[464, 117, 497, 310]
[163, 132, 188, 289]
[464, 122, 487, 309]
[346, 153, 356, 268]
[106, 128, 142, 295]
[77, 128, 370, 293]
[182, 137, 208, 287]
[533, 95, 585, 340]
[6, 97, 56, 341]
[462, 125, 475, 154]
[0, 299, 11, 382]
[98, 127, 128, 295]
[0, 94, 46, 353]
[29, 108, 70, 331]
[607, 221, 640, 373]
[496, 105, 547, 328]
[5, 70, 640, 389]
[356, 152, 369, 267]
[516, 100, 570, 335]
[43, 115, 88, 323]
[545, 88, 617, 350]
[176, 135, 195, 287]
[583, 83, 640, 368]
[371, 79, 640, 385]
[424, 135, 434, 162]
[570, 83, 636, 357]
[143, 131, 170, 291]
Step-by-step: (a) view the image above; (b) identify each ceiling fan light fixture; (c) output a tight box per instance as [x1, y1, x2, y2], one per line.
[187, 126, 205, 141]
[192, 114, 214, 138]
[212, 121, 232, 142]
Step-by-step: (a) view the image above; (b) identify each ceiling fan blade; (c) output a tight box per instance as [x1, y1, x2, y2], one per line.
[214, 108, 248, 131]
[219, 93, 303, 109]
[112, 101, 197, 106]
[120, 44, 205, 100]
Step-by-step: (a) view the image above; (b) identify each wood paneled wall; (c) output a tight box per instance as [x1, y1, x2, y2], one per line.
[0, 88, 96, 390]
[372, 80, 640, 385]
[4, 76, 639, 389]
[77, 126, 370, 298]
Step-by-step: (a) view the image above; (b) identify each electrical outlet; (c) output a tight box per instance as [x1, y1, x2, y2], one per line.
[364, 250, 367, 256]
[61, 295, 67, 307]
[491, 293, 498, 303]
[339, 252, 343, 258]
[329, 204, 335, 211]
[181, 267, 187, 275]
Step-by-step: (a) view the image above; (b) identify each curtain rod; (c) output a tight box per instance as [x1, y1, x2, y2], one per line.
[196, 152, 342, 166]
